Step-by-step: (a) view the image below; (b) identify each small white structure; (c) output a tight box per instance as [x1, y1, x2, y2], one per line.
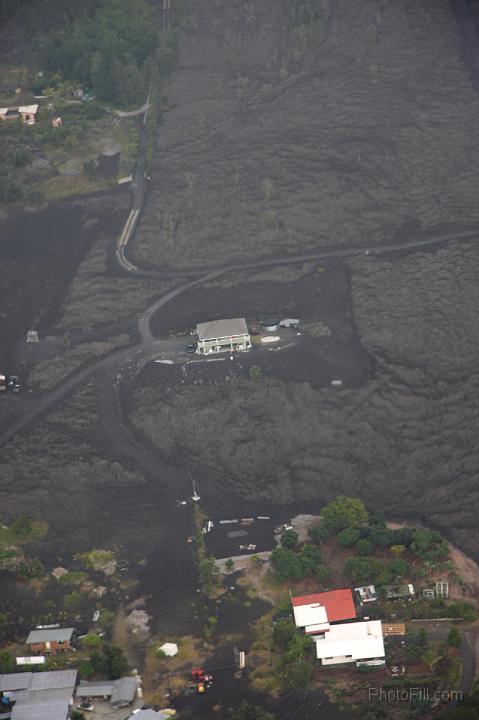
[355, 585, 378, 603]
[196, 318, 251, 355]
[159, 642, 178, 657]
[313, 620, 385, 666]
[15, 657, 45, 666]
[26, 330, 39, 343]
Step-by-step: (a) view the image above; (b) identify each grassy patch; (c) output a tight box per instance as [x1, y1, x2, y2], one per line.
[0, 517, 48, 545]
[75, 548, 115, 571]
[58, 571, 88, 585]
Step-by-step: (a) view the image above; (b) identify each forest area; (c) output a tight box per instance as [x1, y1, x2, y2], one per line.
[0, 0, 159, 104]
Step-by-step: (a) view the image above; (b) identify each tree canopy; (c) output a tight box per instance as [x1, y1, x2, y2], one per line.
[321, 496, 369, 530]
[40, 0, 157, 103]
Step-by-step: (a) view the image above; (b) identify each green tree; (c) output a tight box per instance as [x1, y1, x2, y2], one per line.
[71, 711, 86, 720]
[389, 557, 408, 578]
[355, 538, 374, 556]
[315, 564, 331, 585]
[411, 529, 448, 561]
[272, 619, 295, 651]
[299, 544, 322, 574]
[79, 659, 94, 679]
[271, 547, 305, 581]
[338, 526, 361, 547]
[369, 525, 393, 547]
[225, 558, 235, 572]
[321, 496, 369, 530]
[0, 650, 15, 673]
[308, 524, 330, 545]
[448, 626, 461, 648]
[82, 633, 102, 648]
[280, 529, 299, 549]
[343, 557, 382, 583]
[199, 556, 219, 592]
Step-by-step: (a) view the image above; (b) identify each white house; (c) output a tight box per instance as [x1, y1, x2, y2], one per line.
[195, 318, 251, 355]
[313, 620, 385, 666]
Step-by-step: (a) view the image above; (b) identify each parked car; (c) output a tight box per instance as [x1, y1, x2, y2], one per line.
[186, 343, 196, 353]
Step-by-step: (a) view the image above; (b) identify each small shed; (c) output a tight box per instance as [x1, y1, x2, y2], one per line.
[159, 642, 178, 657]
[279, 318, 300, 329]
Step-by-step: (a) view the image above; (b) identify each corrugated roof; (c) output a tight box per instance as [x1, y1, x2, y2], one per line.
[292, 589, 356, 623]
[12, 701, 69, 720]
[0, 673, 32, 691]
[27, 628, 74, 644]
[110, 676, 137, 707]
[29, 670, 77, 690]
[196, 318, 248, 342]
[76, 680, 114, 697]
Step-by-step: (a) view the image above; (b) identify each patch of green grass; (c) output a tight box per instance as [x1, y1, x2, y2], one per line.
[0, 517, 48, 545]
[75, 548, 115, 570]
[58, 571, 88, 585]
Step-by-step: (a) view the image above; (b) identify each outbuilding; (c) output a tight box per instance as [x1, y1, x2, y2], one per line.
[260, 318, 280, 332]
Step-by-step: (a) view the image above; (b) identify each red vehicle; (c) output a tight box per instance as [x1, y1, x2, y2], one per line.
[191, 668, 213, 694]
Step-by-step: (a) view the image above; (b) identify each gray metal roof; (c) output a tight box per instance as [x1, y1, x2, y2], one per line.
[11, 688, 72, 720]
[26, 628, 74, 644]
[76, 680, 114, 697]
[196, 318, 248, 342]
[12, 702, 69, 720]
[110, 676, 137, 707]
[0, 673, 32, 691]
[29, 670, 77, 690]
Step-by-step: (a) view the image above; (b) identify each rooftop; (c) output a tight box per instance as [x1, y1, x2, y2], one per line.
[292, 589, 356, 625]
[196, 318, 248, 341]
[26, 628, 74, 644]
[313, 620, 385, 662]
[0, 669, 77, 693]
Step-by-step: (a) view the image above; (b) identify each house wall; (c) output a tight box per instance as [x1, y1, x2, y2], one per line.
[197, 333, 251, 354]
[29, 640, 71, 653]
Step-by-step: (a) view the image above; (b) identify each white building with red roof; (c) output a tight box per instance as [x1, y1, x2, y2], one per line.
[292, 589, 356, 634]
[291, 589, 385, 667]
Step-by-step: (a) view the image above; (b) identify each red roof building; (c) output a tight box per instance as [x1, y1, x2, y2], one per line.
[292, 589, 356, 625]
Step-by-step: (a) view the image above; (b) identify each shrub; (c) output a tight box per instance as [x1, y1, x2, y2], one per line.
[355, 538, 374, 556]
[390, 528, 415, 547]
[389, 558, 408, 579]
[271, 547, 305, 581]
[369, 525, 393, 547]
[411, 529, 448, 561]
[321, 496, 369, 530]
[299, 544, 322, 574]
[280, 529, 299, 549]
[447, 626, 461, 648]
[82, 633, 102, 648]
[273, 619, 295, 651]
[308, 524, 330, 545]
[390, 544, 406, 556]
[315, 564, 331, 585]
[338, 526, 361, 547]
[249, 365, 263, 381]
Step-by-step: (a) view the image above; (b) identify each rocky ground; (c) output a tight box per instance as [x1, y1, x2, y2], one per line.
[2, 2, 479, 717]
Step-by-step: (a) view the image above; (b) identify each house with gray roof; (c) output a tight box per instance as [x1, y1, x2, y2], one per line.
[76, 675, 138, 708]
[26, 627, 75, 654]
